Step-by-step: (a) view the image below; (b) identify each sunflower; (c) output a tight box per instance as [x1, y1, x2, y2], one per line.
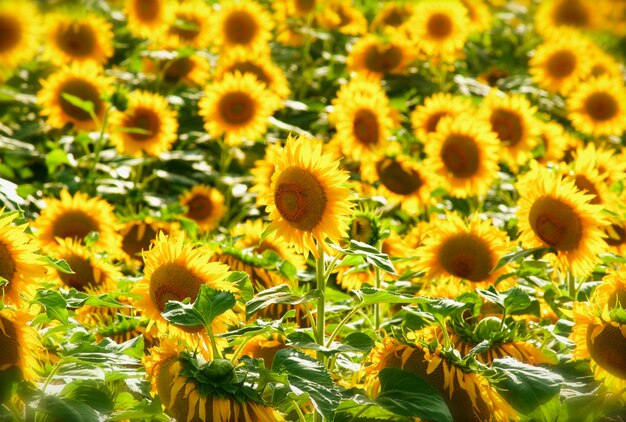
[516, 162, 608, 277]
[0, 211, 48, 307]
[210, 0, 273, 54]
[604, 221, 626, 257]
[120, 217, 177, 267]
[362, 338, 517, 422]
[42, 13, 113, 66]
[370, 2, 416, 34]
[410, 93, 473, 142]
[459, 0, 491, 33]
[260, 135, 353, 257]
[0, 1, 39, 71]
[133, 233, 238, 359]
[586, 47, 624, 81]
[415, 213, 511, 288]
[529, 32, 592, 94]
[34, 190, 122, 256]
[273, 0, 320, 48]
[317, 0, 368, 35]
[591, 269, 626, 311]
[0, 307, 41, 383]
[198, 72, 279, 146]
[478, 91, 538, 169]
[109, 91, 178, 158]
[161, 0, 212, 50]
[567, 76, 626, 137]
[407, 1, 469, 60]
[125, 0, 175, 40]
[37, 63, 112, 131]
[239, 334, 288, 369]
[144, 53, 211, 87]
[250, 143, 282, 207]
[346, 34, 415, 80]
[214, 51, 291, 100]
[330, 77, 394, 159]
[535, 121, 569, 164]
[179, 185, 225, 232]
[144, 338, 284, 421]
[535, 0, 597, 35]
[425, 114, 500, 198]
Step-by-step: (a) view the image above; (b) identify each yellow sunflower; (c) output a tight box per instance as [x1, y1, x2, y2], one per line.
[273, 0, 321, 48]
[179, 185, 225, 232]
[144, 338, 284, 421]
[144, 53, 211, 87]
[410, 93, 473, 142]
[586, 46, 624, 81]
[460, 0, 492, 33]
[567, 76, 626, 137]
[346, 34, 415, 80]
[214, 50, 291, 100]
[478, 91, 538, 169]
[160, 0, 212, 50]
[425, 114, 500, 198]
[317, 0, 368, 36]
[415, 213, 511, 288]
[407, 1, 469, 60]
[516, 162, 608, 277]
[34, 190, 122, 256]
[250, 143, 282, 207]
[370, 2, 416, 34]
[592, 269, 626, 311]
[260, 135, 353, 257]
[604, 221, 626, 257]
[239, 334, 288, 369]
[590, 146, 626, 188]
[529, 32, 592, 94]
[0, 307, 41, 383]
[0, 1, 39, 71]
[210, 0, 273, 54]
[0, 211, 48, 307]
[109, 91, 178, 158]
[535, 121, 570, 164]
[535, 0, 598, 35]
[42, 13, 114, 66]
[37, 63, 112, 132]
[133, 233, 238, 359]
[125, 0, 175, 40]
[120, 217, 178, 267]
[198, 72, 279, 146]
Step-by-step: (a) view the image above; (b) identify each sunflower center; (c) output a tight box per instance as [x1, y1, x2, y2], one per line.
[125, 107, 161, 141]
[296, 0, 316, 14]
[56, 22, 97, 58]
[574, 175, 601, 205]
[51, 210, 100, 242]
[59, 254, 101, 291]
[554, 0, 589, 26]
[352, 109, 380, 146]
[584, 92, 618, 121]
[0, 315, 19, 368]
[376, 159, 422, 196]
[605, 224, 626, 247]
[122, 223, 159, 259]
[586, 323, 626, 380]
[382, 8, 406, 27]
[350, 217, 374, 243]
[274, 166, 327, 231]
[164, 57, 193, 81]
[0, 14, 21, 53]
[490, 108, 523, 146]
[227, 62, 271, 85]
[425, 111, 449, 133]
[224, 10, 258, 45]
[134, 0, 160, 22]
[185, 194, 213, 221]
[439, 234, 494, 282]
[363, 44, 403, 73]
[547, 50, 577, 78]
[441, 134, 480, 178]
[170, 15, 201, 41]
[427, 12, 453, 39]
[58, 79, 102, 122]
[0, 242, 16, 285]
[529, 196, 582, 251]
[218, 92, 255, 126]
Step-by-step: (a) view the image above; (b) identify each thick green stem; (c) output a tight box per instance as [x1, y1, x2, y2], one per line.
[326, 306, 360, 348]
[374, 266, 381, 330]
[315, 242, 326, 354]
[292, 399, 307, 422]
[568, 271, 577, 301]
[206, 324, 222, 360]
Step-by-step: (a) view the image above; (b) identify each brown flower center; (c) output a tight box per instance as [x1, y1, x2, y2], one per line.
[226, 61, 271, 85]
[125, 107, 161, 141]
[438, 234, 494, 282]
[350, 217, 374, 243]
[295, 0, 316, 14]
[56, 22, 97, 58]
[122, 223, 160, 260]
[218, 91, 255, 126]
[584, 92, 618, 122]
[425, 111, 449, 133]
[51, 210, 100, 242]
[0, 242, 16, 285]
[352, 109, 380, 146]
[547, 50, 577, 79]
[58, 78, 102, 122]
[427, 12, 453, 39]
[169, 14, 201, 42]
[0, 314, 19, 368]
[382, 7, 408, 27]
[574, 175, 601, 205]
[0, 13, 21, 53]
[59, 254, 102, 291]
[605, 224, 626, 247]
[376, 158, 423, 196]
[184, 193, 213, 222]
[133, 0, 160, 22]
[224, 10, 258, 45]
[441, 134, 480, 178]
[163, 57, 193, 81]
[529, 196, 583, 251]
[553, 0, 589, 27]
[363, 44, 403, 74]
[274, 166, 327, 231]
[586, 323, 626, 380]
[490, 108, 523, 147]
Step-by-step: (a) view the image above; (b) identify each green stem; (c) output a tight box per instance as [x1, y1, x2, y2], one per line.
[87, 106, 111, 192]
[206, 324, 222, 360]
[568, 270, 577, 301]
[326, 306, 360, 348]
[230, 334, 255, 363]
[374, 266, 381, 330]
[292, 399, 307, 422]
[315, 242, 326, 354]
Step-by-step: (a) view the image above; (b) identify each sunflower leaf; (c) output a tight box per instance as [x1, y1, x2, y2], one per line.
[162, 285, 236, 330]
[41, 256, 75, 274]
[60, 93, 95, 117]
[493, 247, 554, 271]
[354, 287, 420, 307]
[245, 284, 321, 320]
[33, 289, 69, 326]
[347, 240, 397, 274]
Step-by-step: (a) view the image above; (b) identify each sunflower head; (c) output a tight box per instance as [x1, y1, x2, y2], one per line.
[317, 0, 368, 35]
[347, 34, 414, 79]
[410, 93, 473, 141]
[125, 0, 176, 40]
[408, 1, 469, 59]
[210, 0, 273, 54]
[0, 307, 41, 383]
[0, 1, 39, 71]
[535, 0, 597, 35]
[161, 0, 212, 49]
[239, 334, 288, 369]
[120, 217, 177, 267]
[567, 76, 626, 137]
[346, 208, 382, 247]
[179, 185, 225, 232]
[370, 2, 416, 33]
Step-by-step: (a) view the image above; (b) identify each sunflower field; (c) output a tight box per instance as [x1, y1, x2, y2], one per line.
[2, 0, 626, 421]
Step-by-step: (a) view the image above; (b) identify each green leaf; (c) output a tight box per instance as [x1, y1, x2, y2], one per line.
[61, 93, 95, 116]
[40, 256, 75, 274]
[245, 284, 320, 320]
[476, 285, 505, 309]
[162, 285, 236, 330]
[334, 395, 404, 422]
[376, 368, 452, 422]
[354, 287, 420, 307]
[348, 240, 397, 274]
[503, 287, 532, 314]
[418, 297, 472, 320]
[278, 260, 297, 281]
[177, 216, 199, 239]
[37, 395, 99, 422]
[493, 247, 554, 271]
[61, 382, 114, 415]
[227, 271, 253, 303]
[45, 149, 71, 173]
[33, 289, 69, 325]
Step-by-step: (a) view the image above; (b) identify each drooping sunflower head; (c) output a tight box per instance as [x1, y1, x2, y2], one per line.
[179, 185, 225, 232]
[161, 0, 213, 49]
[0, 307, 41, 384]
[408, 1, 469, 59]
[125, 0, 175, 40]
[410, 92, 473, 142]
[415, 213, 511, 287]
[43, 12, 114, 66]
[239, 334, 288, 369]
[567, 76, 626, 138]
[347, 34, 415, 79]
[317, 0, 368, 35]
[535, 0, 597, 35]
[109, 90, 179, 158]
[210, 0, 273, 54]
[425, 114, 500, 198]
[37, 63, 112, 131]
[346, 208, 383, 247]
[262, 135, 353, 257]
[198, 72, 280, 146]
[33, 190, 122, 256]
[516, 162, 608, 277]
[0, 1, 39, 71]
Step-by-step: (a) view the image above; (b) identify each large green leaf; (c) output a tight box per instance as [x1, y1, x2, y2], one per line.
[333, 240, 397, 274]
[162, 285, 236, 329]
[33, 289, 69, 325]
[245, 284, 320, 320]
[354, 287, 420, 307]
